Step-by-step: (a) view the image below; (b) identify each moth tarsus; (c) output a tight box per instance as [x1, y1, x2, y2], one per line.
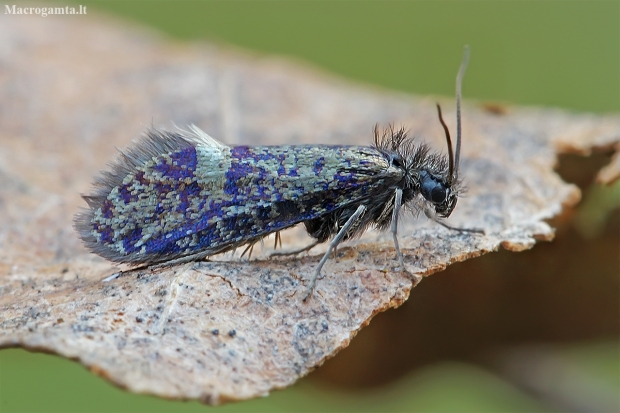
[435, 220, 485, 234]
[75, 46, 478, 301]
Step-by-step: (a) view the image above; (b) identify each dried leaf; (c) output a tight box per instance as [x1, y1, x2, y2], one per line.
[0, 14, 618, 404]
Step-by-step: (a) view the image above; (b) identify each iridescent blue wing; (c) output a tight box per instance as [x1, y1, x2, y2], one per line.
[75, 127, 402, 265]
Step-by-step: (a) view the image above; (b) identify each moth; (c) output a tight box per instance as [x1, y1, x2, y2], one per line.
[75, 47, 477, 300]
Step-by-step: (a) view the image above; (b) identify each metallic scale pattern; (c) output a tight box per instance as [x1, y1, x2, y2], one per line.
[77, 127, 408, 265]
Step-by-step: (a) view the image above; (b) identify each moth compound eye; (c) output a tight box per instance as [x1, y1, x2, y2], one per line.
[430, 186, 447, 204]
[419, 171, 448, 204]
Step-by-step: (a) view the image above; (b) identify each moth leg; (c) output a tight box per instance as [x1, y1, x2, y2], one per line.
[434, 219, 485, 234]
[274, 231, 283, 250]
[149, 250, 212, 268]
[240, 241, 257, 259]
[391, 189, 421, 285]
[303, 204, 367, 302]
[271, 240, 320, 257]
[424, 207, 485, 234]
[102, 272, 124, 282]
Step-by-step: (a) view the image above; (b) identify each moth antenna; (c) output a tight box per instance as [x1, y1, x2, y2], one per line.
[454, 45, 470, 183]
[436, 103, 454, 184]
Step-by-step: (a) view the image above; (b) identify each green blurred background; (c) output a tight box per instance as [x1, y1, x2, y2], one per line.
[1, 1, 618, 412]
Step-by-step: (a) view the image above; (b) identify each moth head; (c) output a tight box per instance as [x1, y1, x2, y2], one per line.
[419, 170, 457, 218]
